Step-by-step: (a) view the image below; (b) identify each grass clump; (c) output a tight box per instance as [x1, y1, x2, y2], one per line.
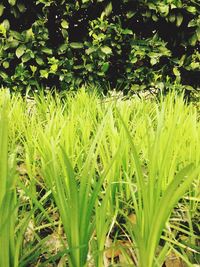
[0, 89, 199, 266]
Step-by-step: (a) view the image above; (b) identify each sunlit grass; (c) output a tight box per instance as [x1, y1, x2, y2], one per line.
[0, 89, 199, 266]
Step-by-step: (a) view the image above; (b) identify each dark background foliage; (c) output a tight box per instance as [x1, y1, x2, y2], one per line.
[0, 0, 199, 94]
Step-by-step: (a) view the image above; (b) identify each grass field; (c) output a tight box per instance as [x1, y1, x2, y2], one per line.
[0, 89, 199, 267]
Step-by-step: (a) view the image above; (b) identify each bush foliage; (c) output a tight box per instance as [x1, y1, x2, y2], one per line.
[0, 0, 199, 93]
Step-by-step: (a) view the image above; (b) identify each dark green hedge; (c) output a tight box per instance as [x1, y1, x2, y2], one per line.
[0, 0, 199, 93]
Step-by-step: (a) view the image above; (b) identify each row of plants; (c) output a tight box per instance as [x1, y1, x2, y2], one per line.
[0, 0, 199, 93]
[0, 89, 199, 266]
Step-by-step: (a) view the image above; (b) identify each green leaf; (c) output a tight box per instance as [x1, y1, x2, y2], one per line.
[145, 10, 151, 18]
[8, 40, 19, 48]
[0, 4, 5, 17]
[131, 57, 137, 64]
[169, 13, 175, 23]
[50, 64, 58, 73]
[25, 28, 34, 40]
[2, 20, 10, 31]
[185, 85, 194, 91]
[85, 64, 93, 72]
[188, 19, 196, 27]
[17, 3, 26, 13]
[40, 69, 49, 79]
[12, 6, 19, 18]
[10, 30, 22, 40]
[0, 24, 6, 37]
[101, 62, 109, 73]
[152, 14, 158, 22]
[0, 71, 8, 79]
[2, 61, 9, 69]
[170, 4, 177, 9]
[36, 57, 44, 65]
[126, 11, 136, 19]
[148, 3, 156, 10]
[70, 42, 84, 49]
[58, 44, 68, 54]
[173, 67, 180, 76]
[30, 65, 37, 74]
[158, 4, 169, 15]
[8, 0, 16, 6]
[22, 53, 31, 63]
[122, 29, 133, 35]
[131, 84, 140, 91]
[102, 2, 112, 17]
[101, 46, 112, 55]
[74, 65, 84, 70]
[176, 13, 183, 27]
[150, 57, 158, 66]
[61, 20, 68, 29]
[190, 62, 199, 69]
[41, 47, 52, 55]
[196, 27, 200, 41]
[61, 29, 68, 39]
[85, 47, 96, 55]
[16, 45, 26, 58]
[189, 34, 197, 46]
[186, 6, 196, 14]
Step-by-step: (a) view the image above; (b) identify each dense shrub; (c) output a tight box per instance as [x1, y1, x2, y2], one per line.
[0, 0, 199, 93]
